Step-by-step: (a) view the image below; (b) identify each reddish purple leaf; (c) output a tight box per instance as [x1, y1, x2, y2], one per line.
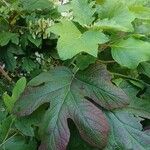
[13, 64, 129, 149]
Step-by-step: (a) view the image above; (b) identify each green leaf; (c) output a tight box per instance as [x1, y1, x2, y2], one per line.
[111, 38, 150, 69]
[135, 21, 150, 35]
[27, 35, 42, 47]
[0, 18, 9, 32]
[50, 20, 109, 60]
[0, 116, 14, 143]
[126, 97, 150, 119]
[129, 5, 150, 20]
[105, 111, 150, 150]
[95, 0, 105, 4]
[7, 45, 24, 55]
[3, 77, 26, 112]
[119, 81, 150, 119]
[2, 93, 11, 113]
[4, 50, 17, 71]
[71, 0, 96, 26]
[22, 58, 37, 72]
[0, 101, 7, 124]
[138, 61, 150, 77]
[20, 0, 54, 11]
[1, 135, 37, 150]
[13, 64, 129, 150]
[94, 19, 131, 32]
[76, 54, 96, 70]
[12, 77, 27, 102]
[94, 0, 135, 32]
[15, 107, 45, 137]
[0, 32, 19, 46]
[67, 121, 98, 150]
[120, 0, 150, 6]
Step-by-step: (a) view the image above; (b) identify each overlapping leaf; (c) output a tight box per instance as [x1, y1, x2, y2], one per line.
[1, 135, 37, 150]
[138, 61, 150, 77]
[71, 0, 96, 26]
[119, 80, 150, 119]
[20, 0, 53, 11]
[49, 20, 109, 60]
[3, 77, 26, 113]
[94, 0, 135, 32]
[105, 111, 150, 150]
[13, 64, 129, 150]
[111, 38, 150, 69]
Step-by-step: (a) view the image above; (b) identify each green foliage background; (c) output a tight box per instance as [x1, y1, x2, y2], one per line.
[0, 0, 150, 150]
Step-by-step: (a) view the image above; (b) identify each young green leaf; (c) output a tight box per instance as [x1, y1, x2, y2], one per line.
[3, 77, 26, 112]
[111, 38, 150, 69]
[13, 64, 129, 150]
[71, 0, 96, 26]
[50, 20, 109, 60]
[94, 0, 135, 32]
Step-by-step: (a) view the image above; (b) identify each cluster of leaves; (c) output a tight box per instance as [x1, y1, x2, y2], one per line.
[0, 0, 150, 150]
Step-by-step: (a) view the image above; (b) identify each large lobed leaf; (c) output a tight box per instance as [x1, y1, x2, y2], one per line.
[13, 64, 129, 150]
[49, 20, 109, 60]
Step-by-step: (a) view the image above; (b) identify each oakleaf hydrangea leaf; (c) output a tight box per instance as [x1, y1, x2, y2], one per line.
[111, 38, 150, 69]
[105, 111, 150, 150]
[13, 64, 129, 150]
[71, 0, 96, 26]
[94, 0, 135, 32]
[50, 20, 109, 60]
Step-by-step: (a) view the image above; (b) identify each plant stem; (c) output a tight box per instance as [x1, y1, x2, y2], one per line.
[0, 66, 12, 82]
[111, 72, 150, 87]
[97, 60, 116, 64]
[0, 0, 9, 7]
[0, 133, 17, 148]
